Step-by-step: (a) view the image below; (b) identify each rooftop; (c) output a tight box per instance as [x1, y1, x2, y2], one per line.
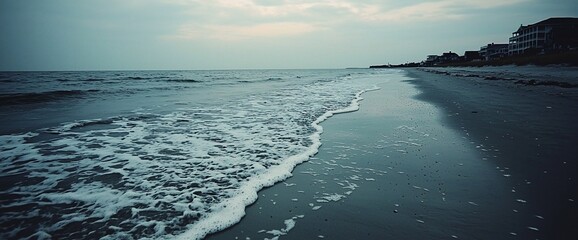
[516, 17, 578, 32]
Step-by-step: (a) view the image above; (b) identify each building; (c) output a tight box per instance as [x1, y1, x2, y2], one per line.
[424, 55, 439, 66]
[463, 51, 482, 62]
[439, 51, 460, 63]
[480, 44, 509, 60]
[480, 43, 508, 60]
[508, 17, 578, 55]
[423, 52, 460, 65]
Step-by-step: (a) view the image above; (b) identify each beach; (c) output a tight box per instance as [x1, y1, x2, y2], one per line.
[2, 2, 578, 240]
[407, 67, 578, 239]
[209, 66, 578, 240]
[1, 68, 576, 239]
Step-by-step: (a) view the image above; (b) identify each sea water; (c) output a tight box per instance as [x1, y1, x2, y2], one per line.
[0, 69, 402, 239]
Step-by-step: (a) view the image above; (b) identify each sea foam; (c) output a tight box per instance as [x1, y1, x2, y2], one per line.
[177, 87, 380, 240]
[0, 69, 400, 239]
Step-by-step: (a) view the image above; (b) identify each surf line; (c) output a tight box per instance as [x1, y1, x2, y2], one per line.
[177, 86, 381, 240]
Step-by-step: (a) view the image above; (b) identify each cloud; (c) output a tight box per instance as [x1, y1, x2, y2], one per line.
[168, 22, 320, 41]
[165, 0, 366, 18]
[464, 0, 527, 9]
[190, 0, 528, 22]
[162, 0, 529, 40]
[362, 1, 462, 22]
[362, 0, 528, 22]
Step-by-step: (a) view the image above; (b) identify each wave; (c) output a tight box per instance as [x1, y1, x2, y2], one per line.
[0, 90, 100, 106]
[0, 69, 393, 240]
[54, 76, 171, 82]
[177, 87, 380, 240]
[164, 79, 203, 83]
[237, 77, 285, 83]
[0, 79, 15, 83]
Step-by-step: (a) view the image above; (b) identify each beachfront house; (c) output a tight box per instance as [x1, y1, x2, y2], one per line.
[424, 55, 439, 66]
[423, 52, 460, 66]
[480, 43, 508, 61]
[463, 51, 482, 62]
[439, 52, 460, 63]
[508, 17, 578, 55]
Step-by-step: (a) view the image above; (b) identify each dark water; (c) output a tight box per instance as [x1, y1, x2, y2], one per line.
[0, 69, 398, 239]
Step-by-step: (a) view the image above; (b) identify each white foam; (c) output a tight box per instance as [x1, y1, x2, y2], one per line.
[259, 215, 304, 239]
[0, 70, 401, 239]
[317, 193, 346, 202]
[178, 80, 384, 239]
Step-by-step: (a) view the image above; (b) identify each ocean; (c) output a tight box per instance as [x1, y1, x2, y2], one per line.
[0, 69, 402, 239]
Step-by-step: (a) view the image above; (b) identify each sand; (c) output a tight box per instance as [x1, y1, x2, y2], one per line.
[207, 67, 578, 240]
[407, 67, 578, 239]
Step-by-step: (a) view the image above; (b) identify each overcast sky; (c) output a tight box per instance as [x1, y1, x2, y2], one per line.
[0, 0, 576, 71]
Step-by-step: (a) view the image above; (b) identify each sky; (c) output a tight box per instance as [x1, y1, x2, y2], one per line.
[0, 0, 576, 71]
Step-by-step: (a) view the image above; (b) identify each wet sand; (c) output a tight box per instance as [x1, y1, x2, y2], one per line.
[208, 67, 577, 240]
[407, 67, 578, 239]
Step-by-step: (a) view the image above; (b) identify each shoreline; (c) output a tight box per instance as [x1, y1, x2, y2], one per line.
[206, 69, 564, 239]
[405, 67, 578, 239]
[178, 88, 376, 240]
